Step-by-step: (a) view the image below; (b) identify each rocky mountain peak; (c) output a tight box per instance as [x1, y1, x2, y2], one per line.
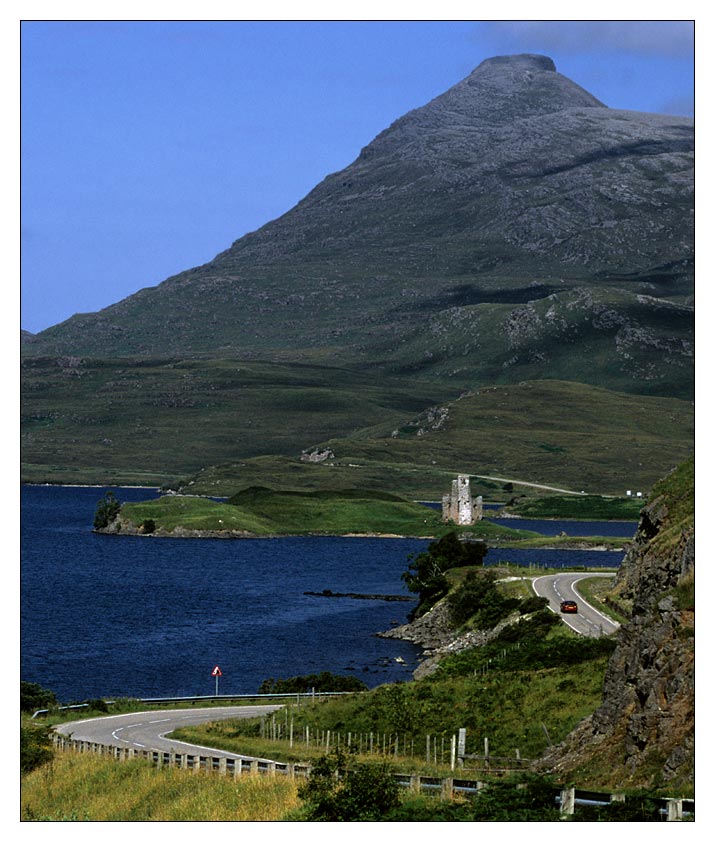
[444, 52, 606, 123]
[347, 53, 607, 167]
[473, 52, 557, 73]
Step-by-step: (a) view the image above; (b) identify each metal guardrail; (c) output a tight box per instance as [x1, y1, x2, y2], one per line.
[135, 691, 355, 705]
[32, 702, 114, 719]
[31, 690, 354, 718]
[50, 735, 692, 820]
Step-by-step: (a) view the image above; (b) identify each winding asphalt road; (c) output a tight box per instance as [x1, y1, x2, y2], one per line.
[532, 572, 620, 637]
[53, 575, 618, 757]
[54, 704, 284, 760]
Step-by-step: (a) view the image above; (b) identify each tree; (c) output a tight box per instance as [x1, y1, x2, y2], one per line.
[93, 491, 121, 530]
[402, 532, 487, 617]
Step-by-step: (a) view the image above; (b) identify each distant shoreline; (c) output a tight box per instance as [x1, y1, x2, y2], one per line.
[23, 483, 161, 490]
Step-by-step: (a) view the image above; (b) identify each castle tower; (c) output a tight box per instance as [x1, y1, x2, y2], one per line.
[442, 475, 483, 524]
[473, 494, 483, 521]
[455, 474, 472, 525]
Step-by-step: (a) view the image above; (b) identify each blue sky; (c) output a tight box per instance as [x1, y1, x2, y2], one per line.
[20, 19, 695, 334]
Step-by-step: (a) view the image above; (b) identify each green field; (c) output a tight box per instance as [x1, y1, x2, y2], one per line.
[20, 356, 458, 487]
[504, 494, 645, 520]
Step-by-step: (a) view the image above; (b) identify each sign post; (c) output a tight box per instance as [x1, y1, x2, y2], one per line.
[212, 665, 222, 696]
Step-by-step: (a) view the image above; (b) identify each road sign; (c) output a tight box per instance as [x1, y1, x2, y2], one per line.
[212, 665, 222, 696]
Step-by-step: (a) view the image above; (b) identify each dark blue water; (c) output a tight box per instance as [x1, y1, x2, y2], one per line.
[21, 486, 627, 703]
[21, 486, 427, 702]
[485, 547, 625, 567]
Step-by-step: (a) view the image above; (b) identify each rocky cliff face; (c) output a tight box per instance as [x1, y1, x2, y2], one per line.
[537, 459, 694, 790]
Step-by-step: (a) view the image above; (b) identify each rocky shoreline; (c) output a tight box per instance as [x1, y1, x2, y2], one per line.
[378, 595, 517, 680]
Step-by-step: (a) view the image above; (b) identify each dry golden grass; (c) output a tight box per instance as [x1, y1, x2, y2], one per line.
[21, 750, 300, 821]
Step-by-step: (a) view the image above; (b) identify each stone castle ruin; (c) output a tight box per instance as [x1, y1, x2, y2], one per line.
[442, 475, 483, 525]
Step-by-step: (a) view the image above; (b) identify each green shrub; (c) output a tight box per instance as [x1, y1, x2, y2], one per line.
[519, 596, 549, 615]
[495, 611, 560, 643]
[21, 681, 57, 713]
[447, 570, 520, 629]
[385, 797, 473, 821]
[571, 792, 666, 821]
[259, 672, 367, 694]
[297, 747, 400, 821]
[386, 774, 561, 821]
[468, 774, 561, 821]
[21, 727, 54, 775]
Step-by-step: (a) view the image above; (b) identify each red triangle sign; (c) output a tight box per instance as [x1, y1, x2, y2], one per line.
[211, 665, 222, 677]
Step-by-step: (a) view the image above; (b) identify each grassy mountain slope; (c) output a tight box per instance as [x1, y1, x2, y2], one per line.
[20, 357, 457, 486]
[179, 380, 693, 499]
[23, 56, 693, 369]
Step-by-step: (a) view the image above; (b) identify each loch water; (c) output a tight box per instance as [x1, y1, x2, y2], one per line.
[20, 486, 631, 703]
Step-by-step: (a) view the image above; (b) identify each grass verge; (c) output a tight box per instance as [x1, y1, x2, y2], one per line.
[20, 751, 299, 821]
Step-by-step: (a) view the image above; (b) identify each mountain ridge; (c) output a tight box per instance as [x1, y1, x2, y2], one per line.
[23, 54, 693, 369]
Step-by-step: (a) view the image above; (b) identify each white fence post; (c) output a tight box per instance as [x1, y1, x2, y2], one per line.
[666, 799, 683, 821]
[560, 787, 575, 818]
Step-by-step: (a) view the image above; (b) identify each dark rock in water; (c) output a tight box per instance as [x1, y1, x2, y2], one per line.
[304, 589, 415, 602]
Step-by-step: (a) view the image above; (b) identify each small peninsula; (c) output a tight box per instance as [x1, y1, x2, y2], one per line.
[94, 486, 631, 548]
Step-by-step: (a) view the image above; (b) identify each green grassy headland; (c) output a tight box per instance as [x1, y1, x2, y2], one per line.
[113, 487, 631, 545]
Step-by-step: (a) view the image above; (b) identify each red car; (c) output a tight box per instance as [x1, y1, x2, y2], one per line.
[560, 600, 578, 614]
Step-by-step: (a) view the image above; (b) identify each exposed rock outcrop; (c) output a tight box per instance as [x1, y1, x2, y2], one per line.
[536, 459, 694, 790]
[96, 516, 257, 540]
[379, 585, 518, 679]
